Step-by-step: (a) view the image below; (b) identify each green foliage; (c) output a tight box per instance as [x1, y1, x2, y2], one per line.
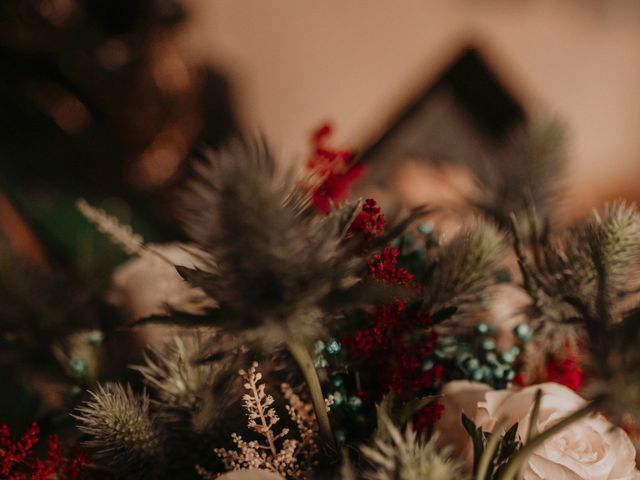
[461, 414, 521, 480]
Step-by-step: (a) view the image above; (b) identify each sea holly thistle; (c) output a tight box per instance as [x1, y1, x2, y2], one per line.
[349, 411, 465, 480]
[73, 383, 164, 479]
[511, 201, 640, 374]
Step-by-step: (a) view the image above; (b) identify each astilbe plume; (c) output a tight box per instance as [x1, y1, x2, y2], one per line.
[209, 362, 321, 480]
[74, 383, 163, 478]
[0, 422, 88, 480]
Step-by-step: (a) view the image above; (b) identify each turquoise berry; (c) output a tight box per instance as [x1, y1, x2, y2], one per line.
[481, 338, 496, 351]
[465, 357, 480, 371]
[485, 352, 499, 365]
[422, 359, 435, 371]
[84, 331, 103, 346]
[514, 323, 533, 341]
[333, 391, 344, 405]
[500, 351, 515, 364]
[495, 269, 512, 283]
[509, 345, 521, 356]
[314, 356, 328, 369]
[69, 358, 87, 378]
[471, 368, 484, 382]
[325, 339, 341, 355]
[331, 376, 344, 388]
[493, 366, 505, 379]
[505, 369, 516, 381]
[418, 223, 434, 235]
[476, 322, 490, 335]
[348, 396, 363, 410]
[313, 340, 325, 354]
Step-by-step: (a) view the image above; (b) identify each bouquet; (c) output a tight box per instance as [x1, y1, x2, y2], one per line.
[4, 121, 640, 480]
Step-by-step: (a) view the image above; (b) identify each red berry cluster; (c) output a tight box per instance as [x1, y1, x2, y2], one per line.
[544, 351, 583, 392]
[342, 206, 443, 429]
[347, 198, 386, 240]
[307, 123, 366, 214]
[0, 422, 88, 480]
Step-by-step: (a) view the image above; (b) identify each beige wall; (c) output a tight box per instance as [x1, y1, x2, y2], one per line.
[181, 0, 640, 216]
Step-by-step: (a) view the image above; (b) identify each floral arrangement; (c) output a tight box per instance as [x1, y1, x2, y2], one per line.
[4, 120, 640, 480]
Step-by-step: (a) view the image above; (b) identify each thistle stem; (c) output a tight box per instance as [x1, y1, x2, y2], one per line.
[499, 400, 600, 480]
[287, 339, 336, 451]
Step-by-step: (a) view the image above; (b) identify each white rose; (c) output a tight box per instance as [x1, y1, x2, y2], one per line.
[107, 243, 216, 348]
[436, 381, 639, 480]
[217, 470, 285, 480]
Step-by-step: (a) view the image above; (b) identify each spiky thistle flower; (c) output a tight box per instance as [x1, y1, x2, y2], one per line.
[358, 415, 465, 480]
[146, 140, 387, 354]
[513, 202, 640, 370]
[422, 222, 505, 314]
[567, 201, 640, 297]
[470, 118, 566, 232]
[133, 335, 225, 431]
[74, 383, 164, 478]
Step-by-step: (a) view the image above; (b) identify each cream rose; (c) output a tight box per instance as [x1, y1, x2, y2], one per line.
[217, 470, 285, 480]
[436, 381, 639, 480]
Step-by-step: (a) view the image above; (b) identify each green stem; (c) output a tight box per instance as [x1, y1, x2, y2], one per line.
[287, 339, 336, 451]
[499, 400, 600, 480]
[476, 419, 507, 480]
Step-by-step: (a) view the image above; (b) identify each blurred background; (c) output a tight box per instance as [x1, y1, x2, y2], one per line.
[1, 0, 640, 429]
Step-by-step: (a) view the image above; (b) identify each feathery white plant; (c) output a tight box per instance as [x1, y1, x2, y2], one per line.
[210, 362, 320, 480]
[76, 199, 144, 255]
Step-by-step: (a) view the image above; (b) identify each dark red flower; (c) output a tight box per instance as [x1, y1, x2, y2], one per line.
[0, 422, 88, 480]
[347, 198, 385, 240]
[545, 352, 583, 391]
[307, 123, 366, 213]
[368, 247, 413, 285]
[413, 401, 445, 433]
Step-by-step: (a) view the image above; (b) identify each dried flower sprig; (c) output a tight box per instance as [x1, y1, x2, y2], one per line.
[211, 362, 322, 480]
[76, 199, 144, 255]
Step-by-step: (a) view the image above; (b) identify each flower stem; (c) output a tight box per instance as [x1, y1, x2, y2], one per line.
[287, 339, 336, 451]
[499, 400, 600, 480]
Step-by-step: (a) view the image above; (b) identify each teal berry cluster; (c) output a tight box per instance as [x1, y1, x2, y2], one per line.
[312, 339, 367, 444]
[434, 322, 532, 389]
